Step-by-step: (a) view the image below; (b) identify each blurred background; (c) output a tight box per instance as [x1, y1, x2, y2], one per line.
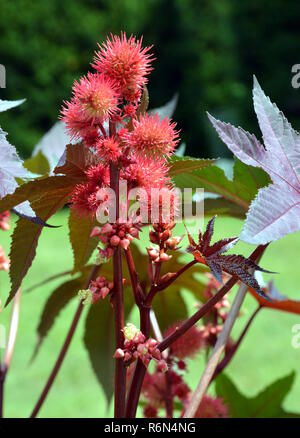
[1, 0, 300, 418]
[1, 0, 300, 159]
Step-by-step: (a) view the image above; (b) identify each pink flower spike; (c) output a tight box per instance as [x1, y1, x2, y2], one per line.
[121, 113, 179, 157]
[93, 32, 154, 102]
[61, 73, 120, 140]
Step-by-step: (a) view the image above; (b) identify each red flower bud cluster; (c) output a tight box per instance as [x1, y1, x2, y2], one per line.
[147, 222, 183, 264]
[0, 246, 9, 271]
[199, 273, 231, 348]
[142, 367, 190, 418]
[0, 211, 10, 231]
[0, 209, 10, 271]
[92, 220, 140, 261]
[89, 276, 114, 303]
[114, 324, 167, 370]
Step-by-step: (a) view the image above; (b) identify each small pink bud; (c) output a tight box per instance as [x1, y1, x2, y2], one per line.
[151, 348, 161, 360]
[120, 238, 130, 250]
[110, 235, 120, 246]
[159, 253, 171, 262]
[156, 360, 168, 373]
[124, 352, 132, 362]
[147, 248, 159, 260]
[100, 287, 110, 298]
[100, 223, 113, 234]
[91, 226, 102, 237]
[130, 228, 139, 238]
[114, 348, 125, 359]
[99, 234, 108, 244]
[147, 338, 158, 349]
[149, 230, 160, 244]
[108, 282, 114, 290]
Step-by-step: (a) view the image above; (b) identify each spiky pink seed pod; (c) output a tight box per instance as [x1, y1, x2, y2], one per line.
[93, 32, 154, 102]
[121, 113, 179, 157]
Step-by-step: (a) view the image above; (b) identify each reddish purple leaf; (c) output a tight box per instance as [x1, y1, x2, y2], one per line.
[208, 77, 300, 244]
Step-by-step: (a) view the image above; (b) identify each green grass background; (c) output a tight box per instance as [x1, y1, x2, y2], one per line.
[0, 210, 299, 418]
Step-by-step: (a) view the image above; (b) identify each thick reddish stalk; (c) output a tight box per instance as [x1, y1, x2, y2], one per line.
[30, 264, 99, 418]
[124, 248, 143, 305]
[158, 244, 267, 353]
[0, 366, 6, 418]
[110, 161, 126, 418]
[126, 304, 150, 418]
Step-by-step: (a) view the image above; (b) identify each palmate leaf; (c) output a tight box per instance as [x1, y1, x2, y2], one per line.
[68, 209, 98, 274]
[0, 98, 26, 112]
[23, 150, 50, 175]
[34, 272, 90, 358]
[0, 175, 79, 215]
[186, 216, 270, 298]
[0, 127, 31, 199]
[208, 77, 300, 244]
[216, 373, 300, 418]
[54, 143, 97, 178]
[249, 280, 300, 315]
[33, 121, 73, 172]
[7, 186, 73, 305]
[168, 156, 215, 177]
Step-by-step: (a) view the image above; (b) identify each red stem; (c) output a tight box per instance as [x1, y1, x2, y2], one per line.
[0, 365, 6, 418]
[110, 161, 126, 418]
[126, 303, 150, 418]
[146, 260, 197, 305]
[124, 248, 143, 305]
[212, 305, 261, 380]
[30, 264, 100, 418]
[158, 244, 267, 353]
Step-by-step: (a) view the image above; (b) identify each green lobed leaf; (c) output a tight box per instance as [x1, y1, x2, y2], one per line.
[54, 143, 97, 178]
[68, 209, 98, 274]
[168, 155, 215, 177]
[23, 151, 50, 175]
[0, 175, 79, 215]
[34, 275, 89, 358]
[173, 159, 270, 217]
[215, 372, 300, 418]
[7, 187, 72, 305]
